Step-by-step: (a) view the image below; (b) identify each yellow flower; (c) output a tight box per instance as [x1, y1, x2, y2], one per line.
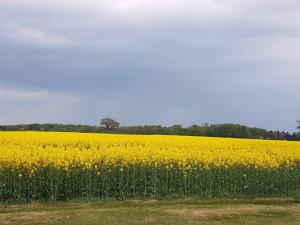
[0, 131, 299, 171]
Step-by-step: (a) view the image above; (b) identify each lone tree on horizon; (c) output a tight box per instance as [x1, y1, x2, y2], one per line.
[297, 120, 300, 131]
[100, 118, 120, 130]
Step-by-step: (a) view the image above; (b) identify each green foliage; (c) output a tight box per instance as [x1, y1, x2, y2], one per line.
[1, 164, 299, 203]
[0, 123, 299, 141]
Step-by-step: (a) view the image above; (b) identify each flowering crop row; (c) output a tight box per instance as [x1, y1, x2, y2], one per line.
[0, 132, 299, 202]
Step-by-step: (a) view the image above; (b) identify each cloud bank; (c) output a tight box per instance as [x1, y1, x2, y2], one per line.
[0, 0, 299, 131]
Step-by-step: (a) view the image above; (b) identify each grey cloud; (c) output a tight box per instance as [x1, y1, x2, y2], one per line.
[0, 1, 300, 131]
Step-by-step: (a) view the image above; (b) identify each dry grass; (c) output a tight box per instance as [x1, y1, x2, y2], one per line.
[166, 204, 300, 218]
[0, 198, 299, 225]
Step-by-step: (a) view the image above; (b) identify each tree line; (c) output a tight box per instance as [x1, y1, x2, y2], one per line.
[0, 121, 299, 141]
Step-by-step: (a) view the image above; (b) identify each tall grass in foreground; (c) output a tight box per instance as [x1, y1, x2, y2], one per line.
[0, 132, 299, 203]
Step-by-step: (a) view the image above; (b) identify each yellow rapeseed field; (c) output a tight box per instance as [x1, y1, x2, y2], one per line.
[1, 131, 300, 201]
[0, 131, 299, 171]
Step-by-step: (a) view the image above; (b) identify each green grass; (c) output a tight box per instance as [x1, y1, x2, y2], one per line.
[0, 198, 299, 225]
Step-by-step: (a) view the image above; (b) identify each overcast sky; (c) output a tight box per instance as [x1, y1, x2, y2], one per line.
[0, 0, 299, 131]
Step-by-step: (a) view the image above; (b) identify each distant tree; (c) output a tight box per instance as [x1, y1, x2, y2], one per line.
[170, 125, 184, 135]
[297, 120, 300, 131]
[100, 118, 120, 130]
